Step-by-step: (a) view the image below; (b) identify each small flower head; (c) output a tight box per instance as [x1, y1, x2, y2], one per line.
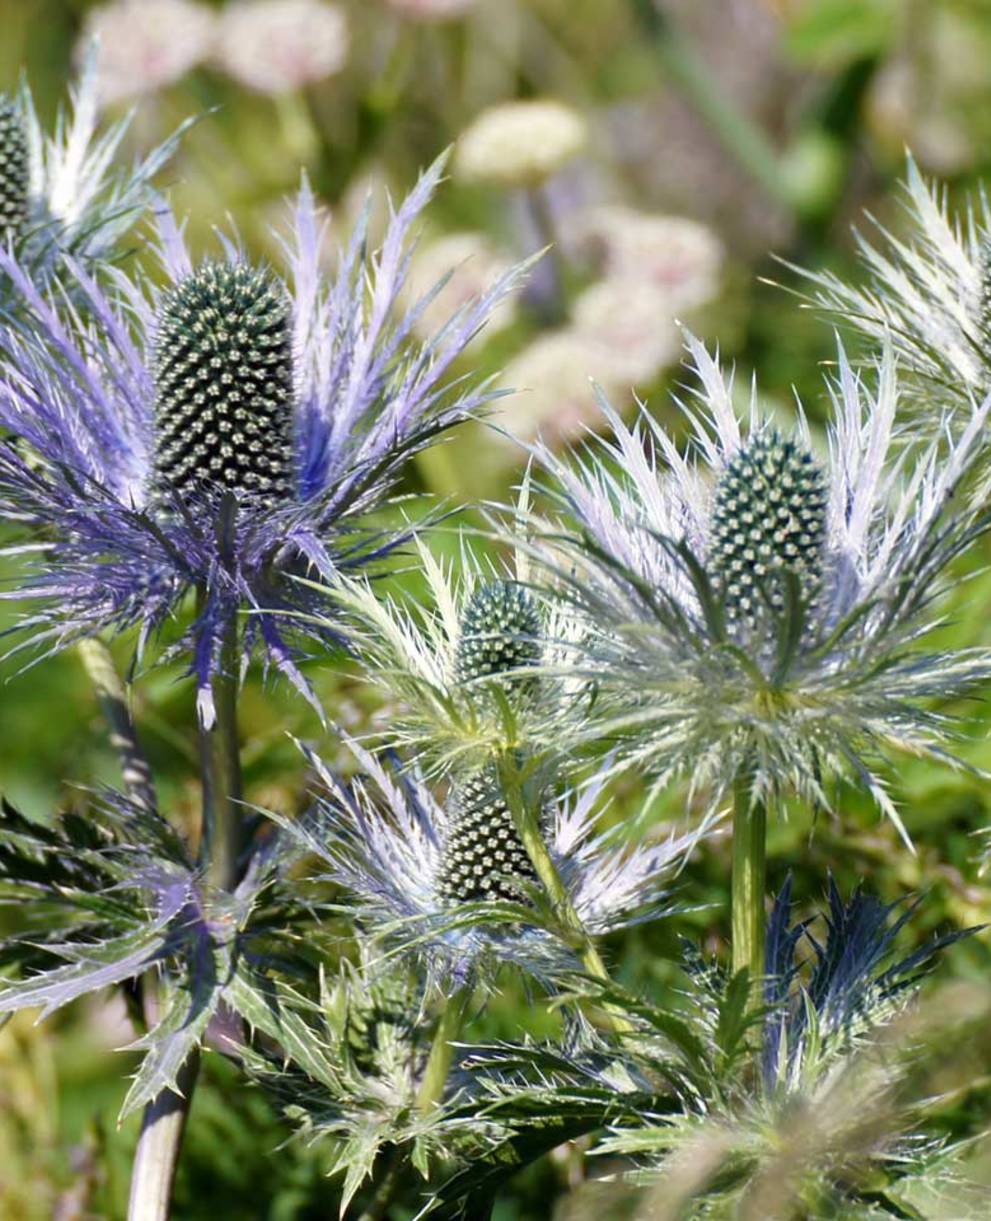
[528, 335, 991, 840]
[455, 100, 586, 188]
[404, 231, 519, 347]
[215, 0, 349, 96]
[0, 157, 527, 721]
[570, 279, 681, 385]
[708, 427, 828, 633]
[314, 535, 589, 774]
[0, 95, 29, 242]
[283, 738, 696, 987]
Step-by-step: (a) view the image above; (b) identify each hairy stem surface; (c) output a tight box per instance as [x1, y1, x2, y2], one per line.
[731, 770, 767, 996]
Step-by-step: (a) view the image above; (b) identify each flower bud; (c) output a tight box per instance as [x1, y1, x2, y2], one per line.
[454, 578, 542, 689]
[0, 96, 29, 242]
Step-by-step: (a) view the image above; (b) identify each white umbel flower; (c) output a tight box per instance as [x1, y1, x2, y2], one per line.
[216, 0, 349, 95]
[571, 279, 682, 384]
[81, 0, 217, 105]
[455, 100, 587, 188]
[386, 0, 478, 19]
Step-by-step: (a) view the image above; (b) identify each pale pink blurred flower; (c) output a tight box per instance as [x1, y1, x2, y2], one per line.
[386, 0, 478, 19]
[81, 0, 217, 106]
[572, 205, 722, 312]
[455, 100, 587, 188]
[216, 0, 349, 95]
[492, 332, 622, 453]
[405, 231, 519, 347]
[571, 279, 681, 384]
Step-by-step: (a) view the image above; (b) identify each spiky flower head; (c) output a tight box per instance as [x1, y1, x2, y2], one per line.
[796, 156, 991, 460]
[0, 156, 528, 722]
[309, 536, 592, 775]
[0, 47, 183, 301]
[0, 95, 28, 242]
[708, 427, 828, 632]
[280, 738, 698, 988]
[436, 769, 538, 905]
[527, 336, 991, 841]
[152, 262, 295, 508]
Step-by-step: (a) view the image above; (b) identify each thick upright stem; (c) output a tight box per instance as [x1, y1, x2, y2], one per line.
[198, 617, 245, 893]
[416, 986, 474, 1115]
[128, 616, 244, 1221]
[126, 1050, 200, 1221]
[77, 638, 156, 814]
[731, 772, 767, 994]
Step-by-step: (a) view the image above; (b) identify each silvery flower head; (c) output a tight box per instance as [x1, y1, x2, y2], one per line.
[0, 46, 182, 293]
[314, 522, 592, 774]
[0, 155, 527, 722]
[796, 156, 991, 430]
[530, 335, 991, 844]
[279, 736, 698, 989]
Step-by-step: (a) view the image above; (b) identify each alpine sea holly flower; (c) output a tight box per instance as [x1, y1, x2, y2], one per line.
[0, 156, 527, 722]
[0, 48, 182, 292]
[311, 534, 590, 774]
[794, 156, 991, 429]
[529, 335, 991, 845]
[279, 737, 698, 987]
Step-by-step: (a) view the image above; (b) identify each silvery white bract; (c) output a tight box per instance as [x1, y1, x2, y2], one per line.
[529, 335, 991, 844]
[1, 46, 182, 289]
[311, 533, 592, 775]
[277, 737, 698, 989]
[795, 156, 991, 430]
[0, 155, 527, 722]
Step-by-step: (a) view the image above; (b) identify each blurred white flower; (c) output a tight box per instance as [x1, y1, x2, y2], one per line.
[216, 0, 349, 95]
[573, 205, 722, 311]
[571, 279, 681, 384]
[386, 0, 478, 19]
[455, 100, 586, 188]
[405, 231, 519, 346]
[81, 0, 217, 106]
[492, 331, 621, 451]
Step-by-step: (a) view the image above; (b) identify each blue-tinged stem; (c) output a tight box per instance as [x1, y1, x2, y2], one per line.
[128, 613, 244, 1220]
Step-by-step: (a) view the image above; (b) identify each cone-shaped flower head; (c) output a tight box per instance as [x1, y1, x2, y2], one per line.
[307, 537, 591, 773]
[0, 157, 528, 720]
[0, 95, 29, 242]
[528, 335, 991, 842]
[152, 262, 295, 508]
[436, 769, 538, 905]
[708, 428, 827, 632]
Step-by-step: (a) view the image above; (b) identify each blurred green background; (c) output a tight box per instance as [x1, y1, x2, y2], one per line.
[3, 0, 991, 1217]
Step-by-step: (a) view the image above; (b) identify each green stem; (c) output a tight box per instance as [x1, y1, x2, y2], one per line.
[416, 986, 474, 1115]
[496, 755, 631, 1032]
[76, 638, 156, 814]
[128, 615, 244, 1219]
[126, 1050, 200, 1221]
[356, 1144, 406, 1221]
[630, 0, 795, 213]
[731, 771, 767, 996]
[198, 615, 245, 893]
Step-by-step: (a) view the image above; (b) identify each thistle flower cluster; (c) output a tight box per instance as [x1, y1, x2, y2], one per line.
[527, 335, 991, 839]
